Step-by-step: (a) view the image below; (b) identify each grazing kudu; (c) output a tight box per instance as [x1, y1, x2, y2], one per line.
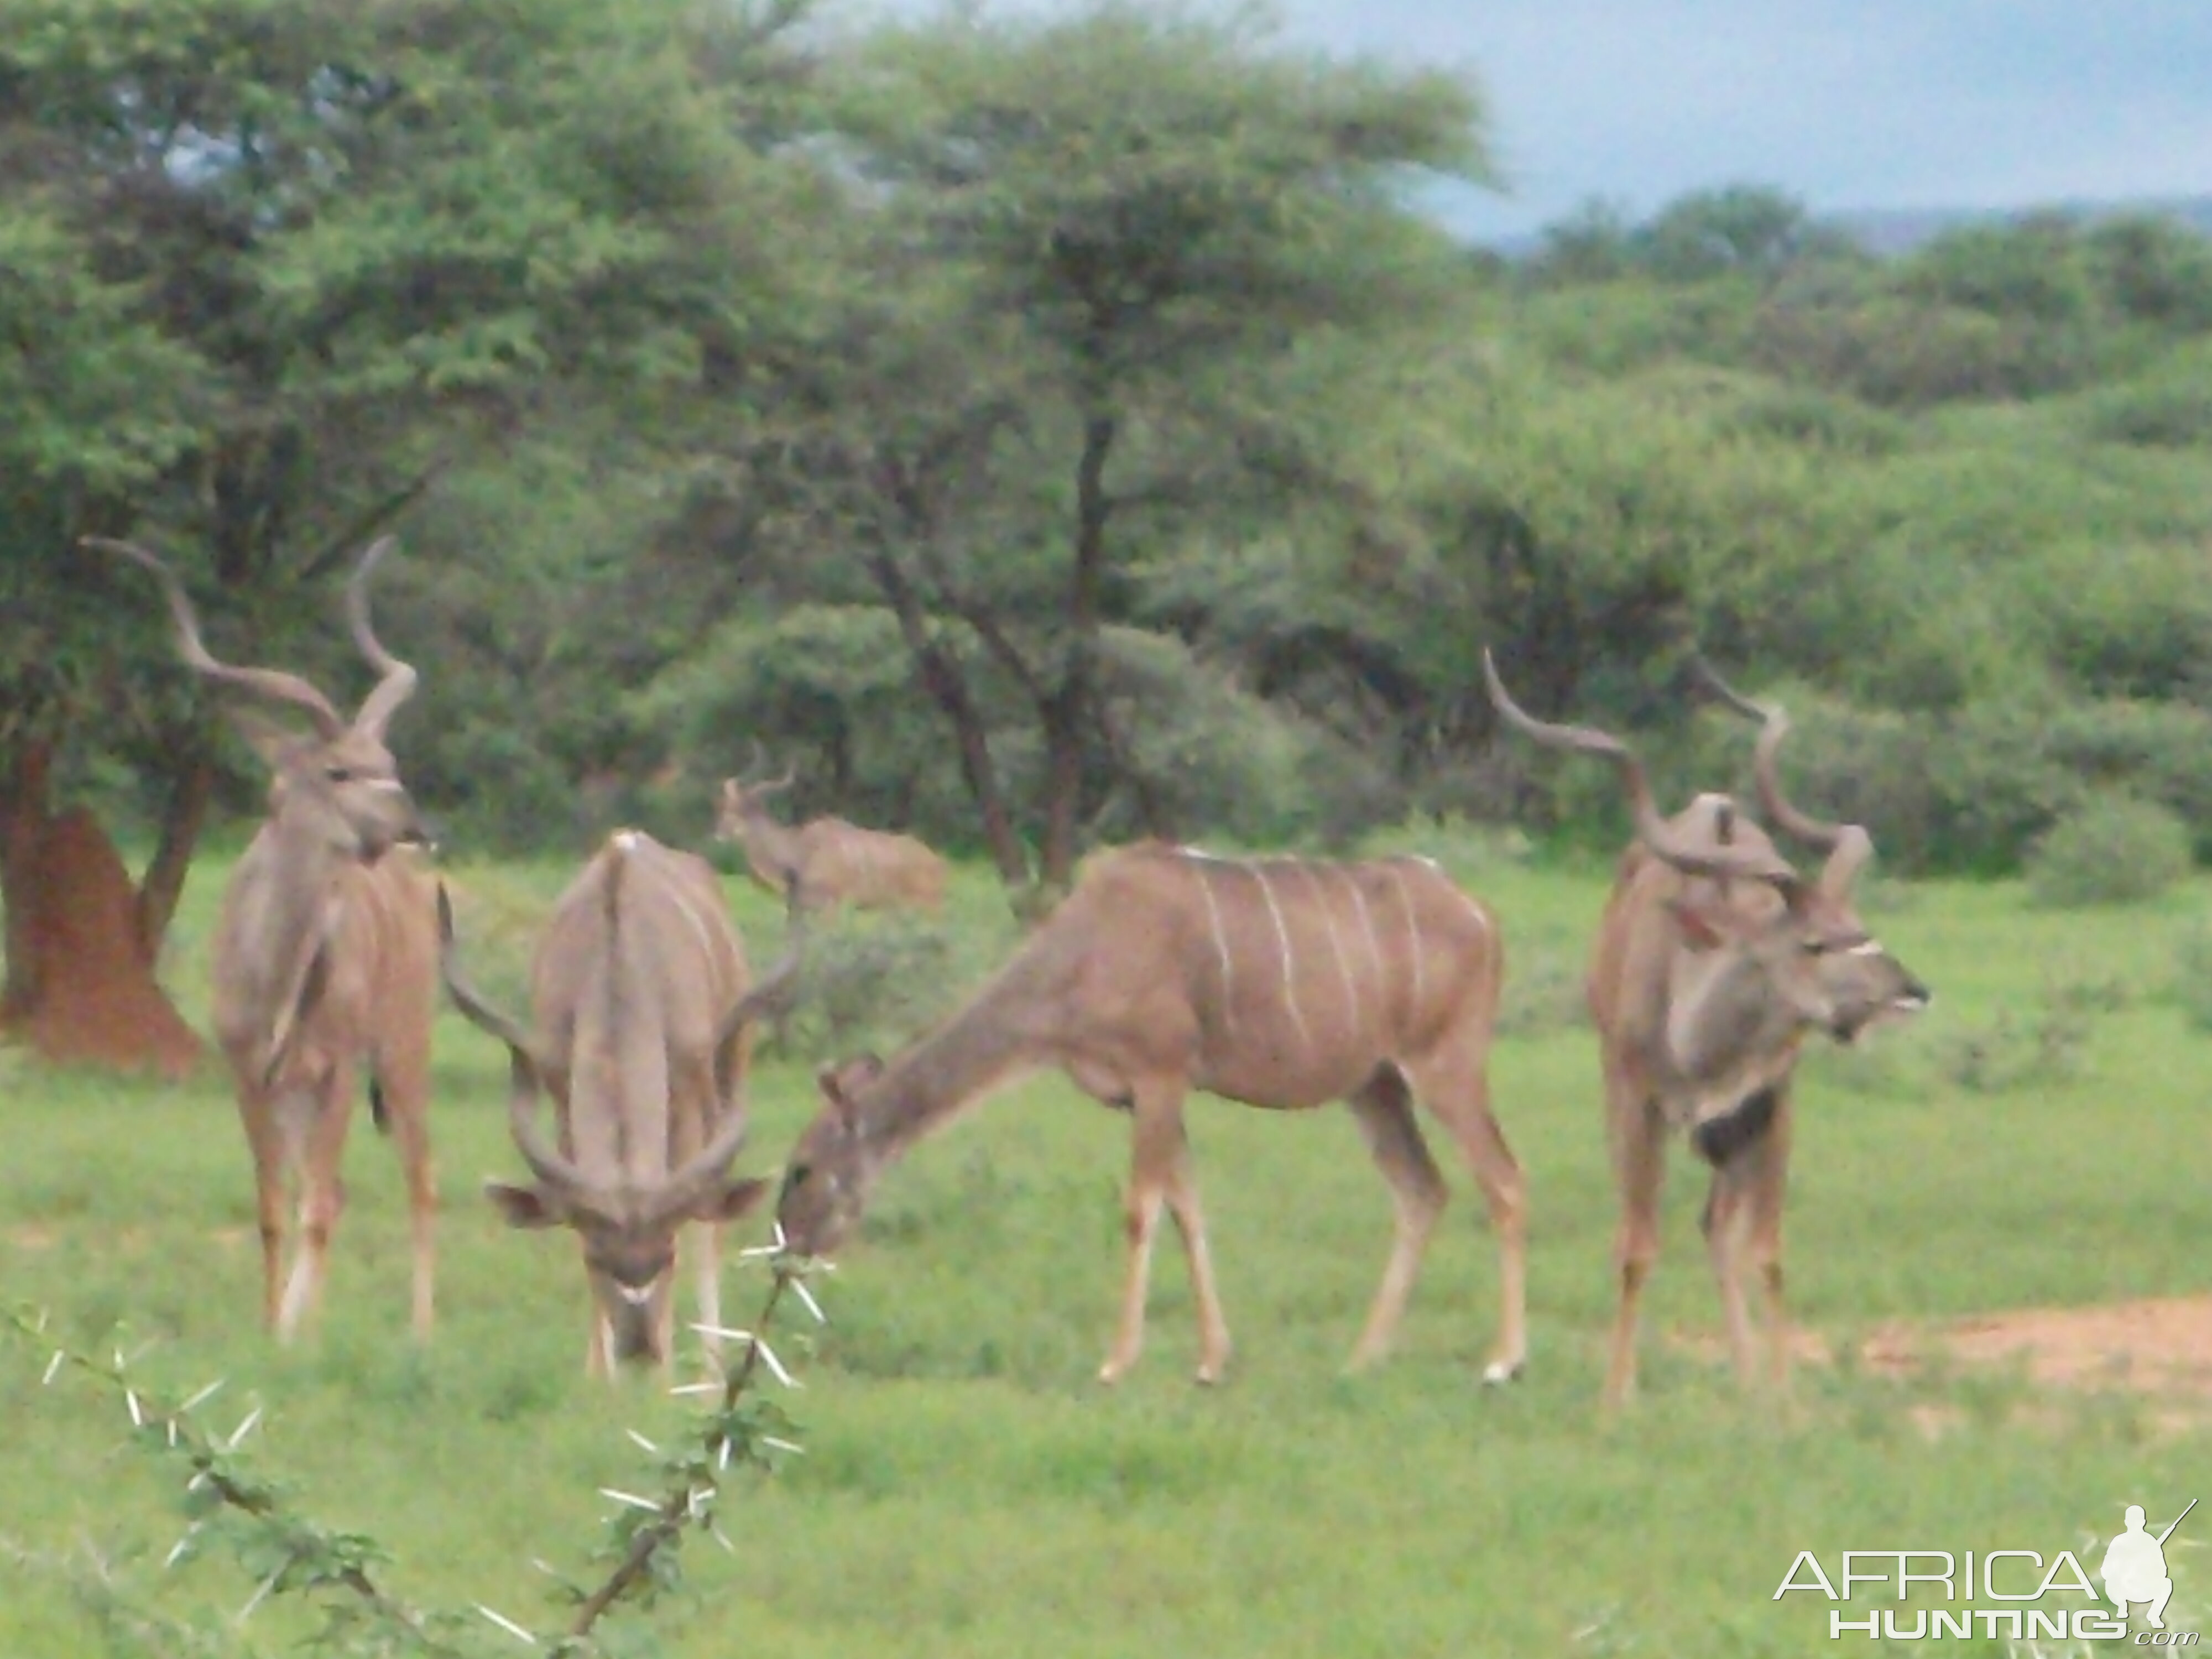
[715, 750, 948, 914]
[95, 535, 439, 1342]
[776, 838, 1527, 1386]
[1482, 650, 1931, 1410]
[436, 832, 804, 1375]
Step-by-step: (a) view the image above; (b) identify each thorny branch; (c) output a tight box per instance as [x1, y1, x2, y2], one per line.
[2, 1247, 826, 1658]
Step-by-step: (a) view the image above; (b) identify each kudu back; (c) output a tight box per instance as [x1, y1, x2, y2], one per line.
[96, 535, 440, 1343]
[438, 830, 804, 1374]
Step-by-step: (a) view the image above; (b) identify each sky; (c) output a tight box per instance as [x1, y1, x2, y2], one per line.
[1269, 0, 2212, 243]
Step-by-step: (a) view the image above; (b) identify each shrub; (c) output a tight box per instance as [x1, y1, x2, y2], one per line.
[2170, 914, 2212, 1034]
[2023, 794, 2193, 907]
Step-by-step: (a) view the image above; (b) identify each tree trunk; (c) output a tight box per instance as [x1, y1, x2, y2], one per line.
[1037, 410, 1117, 895]
[135, 738, 215, 965]
[0, 737, 205, 1078]
[867, 551, 1035, 902]
[0, 739, 53, 1025]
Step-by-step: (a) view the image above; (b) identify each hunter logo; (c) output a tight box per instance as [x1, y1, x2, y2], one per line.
[1775, 1500, 2199, 1643]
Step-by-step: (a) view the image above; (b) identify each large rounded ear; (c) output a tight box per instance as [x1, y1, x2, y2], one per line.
[816, 1053, 886, 1123]
[226, 706, 311, 771]
[691, 1176, 769, 1225]
[1668, 898, 1734, 953]
[483, 1180, 567, 1230]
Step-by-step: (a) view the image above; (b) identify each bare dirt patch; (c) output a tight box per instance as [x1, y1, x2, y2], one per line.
[1676, 1295, 2212, 1398]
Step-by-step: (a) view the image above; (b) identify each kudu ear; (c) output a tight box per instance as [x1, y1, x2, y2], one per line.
[483, 1180, 567, 1230]
[691, 1177, 769, 1225]
[226, 705, 313, 771]
[817, 1053, 885, 1120]
[1668, 898, 1733, 952]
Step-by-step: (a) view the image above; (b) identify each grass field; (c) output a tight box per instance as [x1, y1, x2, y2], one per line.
[5, 832, 2212, 1656]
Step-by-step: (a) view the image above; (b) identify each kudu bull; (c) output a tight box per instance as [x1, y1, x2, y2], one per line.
[1483, 650, 1931, 1409]
[776, 839, 1527, 1387]
[436, 831, 804, 1374]
[716, 748, 948, 914]
[95, 535, 439, 1342]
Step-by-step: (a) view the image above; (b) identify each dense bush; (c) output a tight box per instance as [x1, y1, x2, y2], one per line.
[2023, 794, 2193, 907]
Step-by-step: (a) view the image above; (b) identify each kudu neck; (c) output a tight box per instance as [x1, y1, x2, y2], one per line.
[856, 949, 1060, 1157]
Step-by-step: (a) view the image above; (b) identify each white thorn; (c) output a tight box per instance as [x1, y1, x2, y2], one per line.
[624, 1428, 659, 1454]
[238, 1565, 282, 1623]
[717, 1437, 733, 1472]
[187, 1471, 210, 1493]
[226, 1406, 262, 1449]
[761, 1436, 804, 1456]
[530, 1557, 562, 1580]
[477, 1604, 539, 1646]
[164, 1526, 199, 1569]
[669, 1380, 720, 1398]
[41, 1352, 64, 1387]
[750, 1337, 800, 1390]
[126, 1391, 143, 1428]
[598, 1488, 661, 1514]
[712, 1525, 735, 1556]
[178, 1379, 227, 1415]
[165, 1419, 179, 1449]
[790, 1279, 827, 1326]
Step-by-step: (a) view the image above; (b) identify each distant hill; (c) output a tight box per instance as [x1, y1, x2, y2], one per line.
[1443, 190, 2212, 260]
[1824, 195, 2212, 256]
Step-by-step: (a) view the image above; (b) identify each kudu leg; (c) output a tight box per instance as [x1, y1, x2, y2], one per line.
[377, 1047, 438, 1344]
[1101, 1083, 1226, 1385]
[1741, 1091, 1796, 1396]
[1343, 1069, 1447, 1373]
[239, 1084, 289, 1334]
[1404, 1044, 1528, 1385]
[1701, 1166, 1760, 1391]
[277, 1068, 356, 1342]
[1601, 1077, 1666, 1412]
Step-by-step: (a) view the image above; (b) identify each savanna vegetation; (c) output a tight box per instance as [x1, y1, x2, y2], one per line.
[9, 0, 2212, 1653]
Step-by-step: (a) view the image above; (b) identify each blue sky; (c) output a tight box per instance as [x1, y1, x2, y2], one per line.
[1270, 0, 2212, 242]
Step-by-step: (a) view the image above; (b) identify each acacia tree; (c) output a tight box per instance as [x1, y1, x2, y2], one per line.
[661, 1, 1494, 910]
[0, 0, 825, 1070]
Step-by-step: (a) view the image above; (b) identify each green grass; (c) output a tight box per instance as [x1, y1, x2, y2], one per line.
[5, 837, 2211, 1656]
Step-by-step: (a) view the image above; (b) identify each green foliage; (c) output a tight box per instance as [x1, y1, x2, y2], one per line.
[2025, 793, 2194, 908]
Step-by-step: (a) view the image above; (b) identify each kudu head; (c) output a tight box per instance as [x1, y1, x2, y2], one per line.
[1483, 649, 1931, 1047]
[93, 536, 430, 860]
[436, 886, 804, 1364]
[713, 741, 796, 843]
[775, 1052, 891, 1259]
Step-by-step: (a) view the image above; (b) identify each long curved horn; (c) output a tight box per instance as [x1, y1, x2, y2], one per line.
[434, 885, 587, 1194]
[88, 537, 346, 739]
[1483, 649, 1802, 890]
[653, 894, 811, 1226]
[741, 738, 796, 797]
[1689, 653, 1874, 896]
[345, 536, 419, 742]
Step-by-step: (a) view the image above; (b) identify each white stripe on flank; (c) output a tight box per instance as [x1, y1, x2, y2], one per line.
[1845, 938, 1885, 957]
[1299, 863, 1361, 1029]
[1192, 862, 1237, 1036]
[1250, 861, 1311, 1051]
[1340, 866, 1388, 1025]
[1385, 863, 1426, 1016]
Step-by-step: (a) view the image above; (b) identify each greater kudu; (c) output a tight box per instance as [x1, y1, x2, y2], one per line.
[775, 839, 1526, 1387]
[96, 535, 439, 1342]
[716, 749, 948, 914]
[436, 831, 804, 1374]
[1483, 650, 1930, 1410]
